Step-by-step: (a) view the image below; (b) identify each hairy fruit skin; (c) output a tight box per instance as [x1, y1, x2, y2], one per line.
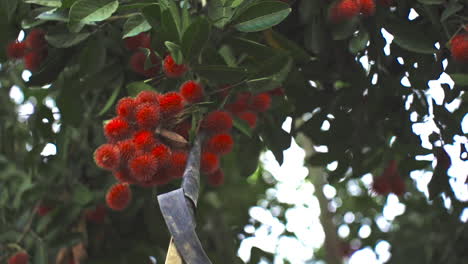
[152, 144, 172, 167]
[205, 133, 234, 155]
[251, 93, 272, 112]
[104, 118, 131, 141]
[159, 92, 184, 118]
[6, 42, 26, 59]
[133, 130, 156, 152]
[169, 151, 188, 178]
[124, 33, 151, 51]
[202, 111, 233, 133]
[130, 51, 160, 77]
[135, 103, 160, 129]
[106, 183, 132, 211]
[329, 0, 361, 23]
[180, 80, 204, 103]
[201, 152, 220, 174]
[8, 251, 29, 264]
[130, 154, 159, 181]
[450, 34, 468, 62]
[136, 90, 159, 105]
[237, 111, 258, 129]
[226, 92, 252, 114]
[94, 144, 120, 170]
[207, 169, 224, 187]
[25, 29, 47, 51]
[163, 55, 188, 78]
[116, 97, 137, 120]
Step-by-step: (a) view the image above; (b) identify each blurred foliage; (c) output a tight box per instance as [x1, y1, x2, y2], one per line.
[0, 0, 467, 263]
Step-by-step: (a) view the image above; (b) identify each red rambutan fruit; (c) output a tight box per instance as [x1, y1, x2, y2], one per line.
[207, 169, 224, 187]
[8, 251, 29, 264]
[251, 93, 272, 112]
[237, 111, 258, 129]
[133, 130, 156, 152]
[130, 51, 160, 77]
[329, 0, 361, 23]
[152, 144, 172, 167]
[124, 32, 151, 51]
[371, 176, 391, 195]
[129, 154, 159, 181]
[169, 150, 188, 178]
[173, 119, 192, 140]
[116, 139, 137, 162]
[37, 204, 52, 216]
[268, 87, 285, 96]
[180, 80, 204, 103]
[381, 160, 398, 178]
[201, 111, 233, 133]
[205, 133, 234, 155]
[159, 92, 184, 118]
[391, 176, 406, 196]
[136, 90, 159, 105]
[201, 152, 220, 174]
[226, 92, 252, 114]
[106, 183, 132, 211]
[6, 41, 26, 59]
[450, 34, 468, 62]
[24, 51, 46, 71]
[25, 29, 47, 51]
[85, 204, 107, 224]
[104, 118, 131, 141]
[116, 97, 137, 120]
[163, 54, 188, 78]
[360, 0, 376, 16]
[94, 144, 120, 170]
[135, 103, 160, 129]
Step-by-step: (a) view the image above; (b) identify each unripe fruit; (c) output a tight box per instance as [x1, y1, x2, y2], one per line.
[329, 0, 361, 23]
[104, 118, 131, 141]
[124, 32, 151, 51]
[163, 55, 188, 78]
[130, 154, 159, 181]
[180, 80, 204, 103]
[207, 169, 224, 187]
[135, 103, 160, 129]
[251, 93, 272, 112]
[201, 152, 220, 174]
[159, 92, 184, 118]
[6, 41, 26, 59]
[201, 111, 233, 133]
[106, 183, 132, 211]
[205, 133, 234, 155]
[116, 97, 137, 120]
[94, 144, 120, 170]
[130, 51, 160, 77]
[8, 251, 29, 264]
[450, 34, 468, 62]
[237, 111, 258, 128]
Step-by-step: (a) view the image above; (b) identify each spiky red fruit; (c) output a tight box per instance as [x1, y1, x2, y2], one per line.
[136, 90, 159, 105]
[201, 152, 220, 174]
[8, 251, 29, 264]
[116, 97, 137, 120]
[133, 130, 156, 152]
[135, 103, 160, 129]
[360, 0, 376, 16]
[24, 51, 46, 71]
[205, 133, 234, 155]
[106, 183, 132, 211]
[268, 87, 285, 96]
[329, 0, 361, 23]
[226, 92, 252, 114]
[371, 176, 391, 195]
[129, 154, 158, 181]
[25, 29, 47, 51]
[37, 204, 52, 216]
[85, 204, 107, 224]
[152, 144, 172, 167]
[6, 41, 26, 59]
[201, 111, 233, 133]
[94, 144, 120, 170]
[207, 169, 224, 187]
[116, 139, 137, 162]
[237, 111, 257, 128]
[104, 118, 131, 141]
[391, 176, 406, 196]
[251, 93, 272, 112]
[130, 51, 161, 77]
[124, 33, 151, 51]
[180, 80, 204, 103]
[169, 151, 188, 178]
[450, 34, 468, 62]
[159, 92, 184, 118]
[163, 55, 188, 78]
[113, 169, 137, 184]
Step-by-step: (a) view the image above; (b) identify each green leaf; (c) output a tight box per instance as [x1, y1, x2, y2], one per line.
[118, 3, 155, 11]
[450, 73, 468, 86]
[193, 65, 247, 83]
[207, 0, 234, 29]
[165, 41, 183, 64]
[349, 30, 369, 54]
[142, 4, 161, 29]
[78, 36, 107, 76]
[181, 17, 211, 62]
[159, 0, 182, 35]
[417, 0, 443, 4]
[98, 76, 123, 116]
[233, 1, 291, 32]
[122, 14, 151, 38]
[126, 81, 155, 97]
[34, 241, 47, 264]
[45, 32, 91, 48]
[25, 0, 61, 7]
[160, 9, 180, 43]
[441, 1, 463, 21]
[384, 17, 437, 54]
[0, 0, 18, 21]
[73, 183, 94, 205]
[233, 116, 252, 137]
[69, 0, 119, 32]
[332, 16, 359, 40]
[36, 9, 69, 22]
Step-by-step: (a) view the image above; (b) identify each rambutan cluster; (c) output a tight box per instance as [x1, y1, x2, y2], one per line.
[6, 29, 48, 71]
[450, 32, 468, 63]
[7, 251, 29, 264]
[225, 91, 273, 129]
[371, 160, 406, 196]
[126, 33, 162, 78]
[329, 0, 376, 23]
